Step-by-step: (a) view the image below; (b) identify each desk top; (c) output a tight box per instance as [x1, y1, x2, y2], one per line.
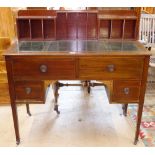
[4, 40, 150, 56]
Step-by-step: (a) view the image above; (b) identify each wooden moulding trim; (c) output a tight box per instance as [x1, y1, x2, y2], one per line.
[98, 10, 137, 16]
[15, 100, 44, 104]
[56, 10, 98, 13]
[18, 10, 57, 17]
[17, 16, 57, 19]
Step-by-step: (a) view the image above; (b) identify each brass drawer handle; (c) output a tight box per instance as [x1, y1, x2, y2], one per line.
[40, 65, 47, 73]
[25, 87, 32, 94]
[124, 88, 130, 95]
[106, 64, 115, 72]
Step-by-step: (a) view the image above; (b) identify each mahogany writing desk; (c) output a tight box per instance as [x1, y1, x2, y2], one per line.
[4, 40, 150, 145]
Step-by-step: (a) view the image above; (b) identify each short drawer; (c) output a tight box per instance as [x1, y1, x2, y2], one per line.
[112, 80, 141, 103]
[79, 57, 144, 80]
[14, 81, 45, 103]
[12, 58, 76, 80]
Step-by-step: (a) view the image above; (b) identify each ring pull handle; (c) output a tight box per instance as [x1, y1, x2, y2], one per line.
[25, 87, 32, 95]
[124, 88, 130, 95]
[40, 65, 47, 73]
[106, 64, 115, 72]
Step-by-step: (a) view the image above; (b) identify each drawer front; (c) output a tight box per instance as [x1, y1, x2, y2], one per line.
[79, 57, 144, 80]
[112, 80, 141, 103]
[12, 58, 76, 80]
[15, 81, 44, 102]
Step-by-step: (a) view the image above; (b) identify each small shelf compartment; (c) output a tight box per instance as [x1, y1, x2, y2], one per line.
[17, 19, 31, 40]
[56, 12, 67, 39]
[124, 19, 136, 39]
[43, 19, 55, 40]
[77, 13, 87, 39]
[111, 20, 124, 39]
[30, 19, 43, 40]
[67, 13, 78, 39]
[99, 20, 111, 39]
[87, 13, 98, 39]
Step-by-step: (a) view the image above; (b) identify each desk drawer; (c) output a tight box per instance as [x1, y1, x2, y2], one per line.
[12, 58, 76, 80]
[112, 80, 141, 103]
[15, 81, 45, 102]
[79, 57, 144, 79]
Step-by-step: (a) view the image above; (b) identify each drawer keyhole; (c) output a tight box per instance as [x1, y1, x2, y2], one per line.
[25, 87, 32, 94]
[124, 88, 130, 95]
[107, 64, 115, 72]
[40, 65, 48, 73]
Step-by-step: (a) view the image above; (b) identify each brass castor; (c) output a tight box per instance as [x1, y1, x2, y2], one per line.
[87, 86, 91, 94]
[87, 81, 91, 94]
[134, 139, 138, 145]
[122, 104, 128, 117]
[27, 111, 31, 116]
[16, 140, 20, 145]
[54, 105, 60, 114]
[123, 110, 127, 117]
[26, 104, 31, 116]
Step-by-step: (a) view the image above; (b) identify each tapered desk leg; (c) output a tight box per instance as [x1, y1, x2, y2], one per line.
[53, 81, 59, 103]
[134, 56, 149, 145]
[87, 81, 91, 94]
[122, 104, 128, 116]
[26, 104, 31, 116]
[53, 81, 60, 114]
[134, 103, 144, 145]
[11, 102, 20, 145]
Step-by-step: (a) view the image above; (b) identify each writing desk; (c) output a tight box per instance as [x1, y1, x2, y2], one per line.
[4, 40, 150, 145]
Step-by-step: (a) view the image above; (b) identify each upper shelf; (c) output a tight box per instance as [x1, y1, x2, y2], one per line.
[18, 9, 57, 16]
[16, 9, 140, 41]
[98, 10, 138, 19]
[16, 16, 56, 19]
[98, 15, 137, 19]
